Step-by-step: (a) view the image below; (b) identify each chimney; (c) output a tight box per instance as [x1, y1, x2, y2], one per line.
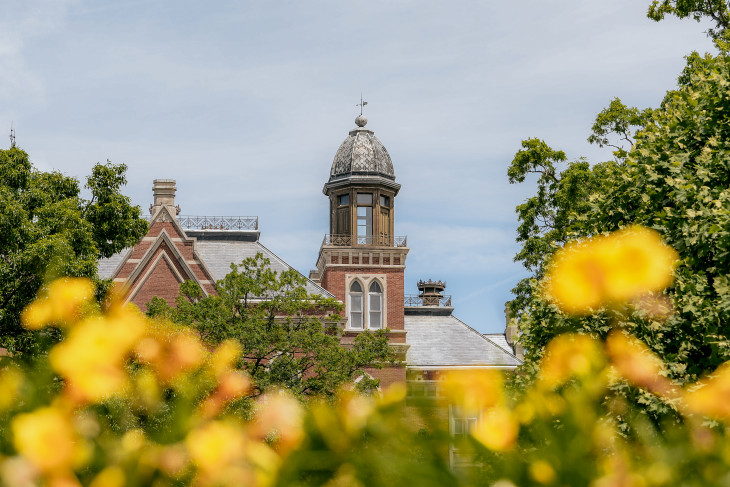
[504, 302, 524, 360]
[417, 279, 447, 307]
[151, 179, 180, 216]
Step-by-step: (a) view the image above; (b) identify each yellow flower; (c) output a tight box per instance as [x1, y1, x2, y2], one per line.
[471, 406, 519, 451]
[605, 331, 674, 398]
[12, 407, 83, 472]
[537, 333, 605, 389]
[0, 367, 24, 411]
[210, 340, 242, 379]
[684, 362, 730, 421]
[89, 467, 125, 487]
[22, 278, 95, 329]
[440, 369, 505, 413]
[529, 460, 556, 484]
[186, 421, 245, 473]
[135, 324, 206, 383]
[543, 226, 678, 314]
[49, 309, 146, 403]
[252, 391, 304, 455]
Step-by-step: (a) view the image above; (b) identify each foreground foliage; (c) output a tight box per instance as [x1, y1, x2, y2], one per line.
[4, 228, 730, 486]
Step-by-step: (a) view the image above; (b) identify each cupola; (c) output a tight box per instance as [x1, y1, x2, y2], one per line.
[323, 116, 401, 246]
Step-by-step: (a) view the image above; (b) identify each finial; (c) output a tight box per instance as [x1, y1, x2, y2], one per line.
[9, 122, 15, 148]
[355, 94, 368, 127]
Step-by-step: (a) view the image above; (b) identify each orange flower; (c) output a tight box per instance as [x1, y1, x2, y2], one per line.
[605, 331, 674, 398]
[683, 363, 730, 421]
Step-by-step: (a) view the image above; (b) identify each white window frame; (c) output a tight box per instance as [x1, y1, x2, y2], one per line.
[346, 275, 386, 330]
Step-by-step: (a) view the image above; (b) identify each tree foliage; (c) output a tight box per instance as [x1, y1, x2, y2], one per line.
[147, 253, 395, 399]
[508, 51, 730, 405]
[0, 148, 147, 356]
[648, 0, 730, 39]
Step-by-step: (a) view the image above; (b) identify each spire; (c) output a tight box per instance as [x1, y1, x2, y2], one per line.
[355, 94, 368, 127]
[9, 122, 15, 148]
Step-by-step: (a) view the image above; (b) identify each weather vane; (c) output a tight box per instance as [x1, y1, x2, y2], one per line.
[356, 94, 368, 116]
[9, 122, 15, 148]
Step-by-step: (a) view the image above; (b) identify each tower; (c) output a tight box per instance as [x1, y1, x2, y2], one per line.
[315, 113, 409, 386]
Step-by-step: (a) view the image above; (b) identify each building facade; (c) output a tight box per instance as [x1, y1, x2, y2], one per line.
[99, 114, 522, 391]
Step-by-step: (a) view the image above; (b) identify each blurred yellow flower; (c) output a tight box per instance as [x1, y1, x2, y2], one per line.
[544, 226, 677, 314]
[441, 369, 505, 413]
[0, 367, 24, 411]
[537, 333, 605, 389]
[252, 391, 304, 455]
[186, 421, 245, 473]
[12, 407, 83, 473]
[49, 310, 146, 403]
[135, 324, 206, 383]
[684, 362, 730, 421]
[210, 340, 243, 379]
[471, 406, 519, 451]
[605, 331, 674, 398]
[22, 278, 95, 329]
[529, 460, 556, 484]
[88, 466, 125, 487]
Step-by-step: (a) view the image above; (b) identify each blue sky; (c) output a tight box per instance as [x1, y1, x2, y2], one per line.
[0, 0, 715, 332]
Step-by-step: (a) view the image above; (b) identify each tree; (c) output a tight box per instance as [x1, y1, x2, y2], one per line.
[0, 148, 147, 356]
[648, 0, 730, 40]
[147, 253, 395, 398]
[508, 51, 730, 403]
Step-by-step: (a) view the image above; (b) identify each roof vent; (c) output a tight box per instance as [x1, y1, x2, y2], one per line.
[417, 279, 447, 307]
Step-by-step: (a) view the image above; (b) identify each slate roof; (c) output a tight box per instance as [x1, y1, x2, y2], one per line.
[97, 232, 333, 298]
[483, 334, 515, 356]
[404, 314, 522, 368]
[330, 125, 395, 182]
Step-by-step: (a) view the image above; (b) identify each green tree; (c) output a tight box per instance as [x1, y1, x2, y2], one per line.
[0, 148, 147, 356]
[509, 51, 730, 407]
[147, 253, 395, 399]
[648, 0, 730, 40]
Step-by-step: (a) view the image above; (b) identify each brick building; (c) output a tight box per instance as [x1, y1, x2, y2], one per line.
[98, 114, 522, 395]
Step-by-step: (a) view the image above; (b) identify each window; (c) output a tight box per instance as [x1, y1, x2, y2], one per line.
[338, 194, 349, 206]
[348, 278, 385, 330]
[349, 281, 363, 329]
[380, 195, 390, 207]
[356, 193, 373, 243]
[368, 281, 382, 329]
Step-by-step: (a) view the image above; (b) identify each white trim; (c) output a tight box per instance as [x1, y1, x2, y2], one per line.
[344, 274, 387, 330]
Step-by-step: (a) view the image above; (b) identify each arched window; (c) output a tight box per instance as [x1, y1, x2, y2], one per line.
[368, 281, 382, 329]
[349, 281, 363, 329]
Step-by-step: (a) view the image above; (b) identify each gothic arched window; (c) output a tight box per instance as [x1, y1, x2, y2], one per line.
[349, 281, 363, 329]
[368, 281, 382, 329]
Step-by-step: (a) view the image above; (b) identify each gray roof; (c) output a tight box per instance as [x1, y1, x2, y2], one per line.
[97, 232, 333, 298]
[194, 238, 333, 297]
[483, 334, 514, 355]
[330, 123, 395, 182]
[405, 314, 522, 368]
[98, 249, 130, 279]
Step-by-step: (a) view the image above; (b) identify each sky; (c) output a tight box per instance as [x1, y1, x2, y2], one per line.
[0, 0, 716, 333]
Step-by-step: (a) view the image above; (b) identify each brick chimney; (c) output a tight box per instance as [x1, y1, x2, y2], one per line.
[150, 179, 180, 216]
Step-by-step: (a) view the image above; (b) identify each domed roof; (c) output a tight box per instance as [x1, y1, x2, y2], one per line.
[328, 116, 395, 182]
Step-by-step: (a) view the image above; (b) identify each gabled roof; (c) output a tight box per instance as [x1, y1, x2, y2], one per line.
[404, 314, 522, 368]
[98, 230, 334, 298]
